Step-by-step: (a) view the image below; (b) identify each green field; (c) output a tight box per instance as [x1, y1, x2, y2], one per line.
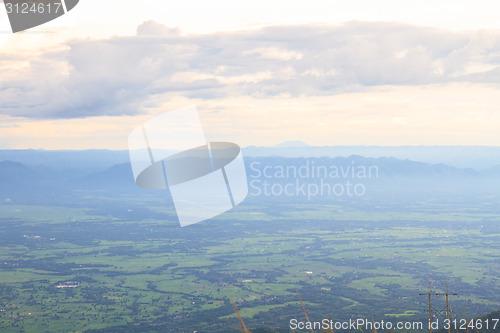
[0, 201, 499, 332]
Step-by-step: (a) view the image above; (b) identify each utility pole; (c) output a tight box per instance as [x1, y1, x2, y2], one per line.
[445, 283, 453, 333]
[429, 285, 433, 333]
[419, 283, 458, 333]
[465, 297, 469, 333]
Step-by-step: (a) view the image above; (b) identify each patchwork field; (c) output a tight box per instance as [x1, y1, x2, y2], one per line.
[0, 199, 499, 332]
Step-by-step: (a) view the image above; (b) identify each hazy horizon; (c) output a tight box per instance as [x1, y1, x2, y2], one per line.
[2, 142, 500, 151]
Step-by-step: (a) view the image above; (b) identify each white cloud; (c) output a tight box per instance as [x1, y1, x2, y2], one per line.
[1, 82, 499, 149]
[1, 21, 500, 120]
[244, 47, 303, 61]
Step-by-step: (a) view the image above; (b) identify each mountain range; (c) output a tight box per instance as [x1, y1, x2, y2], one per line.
[1, 149, 499, 206]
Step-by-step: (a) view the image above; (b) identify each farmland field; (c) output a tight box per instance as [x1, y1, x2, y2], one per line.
[0, 196, 499, 332]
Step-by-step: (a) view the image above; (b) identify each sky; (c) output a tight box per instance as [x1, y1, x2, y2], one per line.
[0, 0, 500, 149]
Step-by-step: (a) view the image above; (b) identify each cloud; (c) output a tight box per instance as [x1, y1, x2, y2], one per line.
[1, 20, 500, 119]
[0, 123, 19, 128]
[136, 20, 181, 36]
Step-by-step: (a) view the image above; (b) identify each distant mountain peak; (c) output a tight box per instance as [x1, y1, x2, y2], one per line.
[0, 160, 28, 168]
[273, 141, 310, 148]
